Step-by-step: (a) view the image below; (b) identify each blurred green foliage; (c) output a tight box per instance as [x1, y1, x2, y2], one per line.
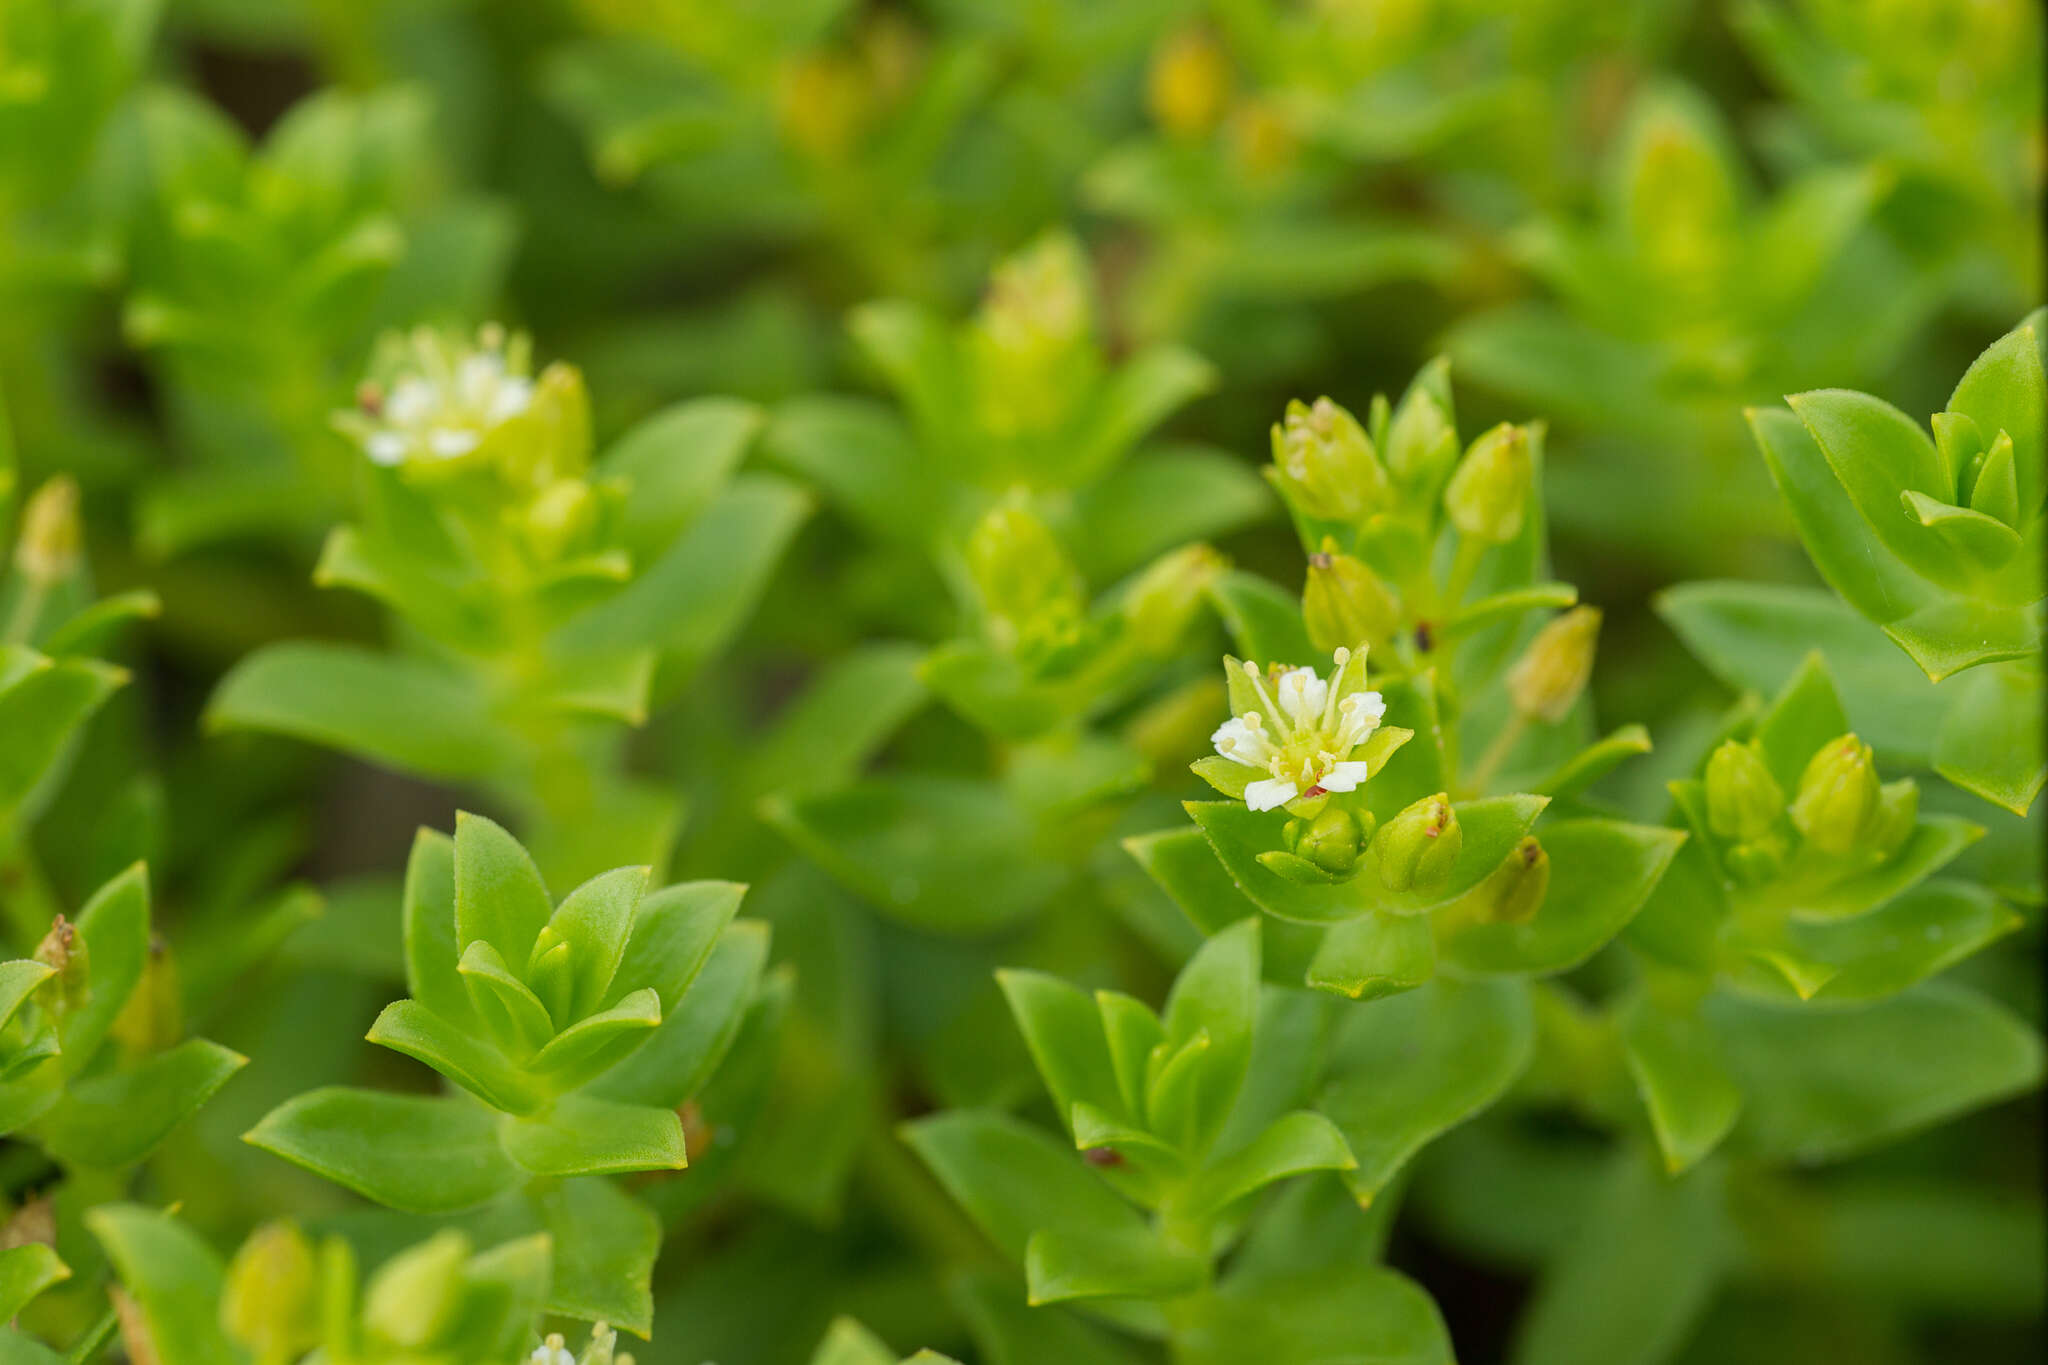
[0, 1, 2039, 1363]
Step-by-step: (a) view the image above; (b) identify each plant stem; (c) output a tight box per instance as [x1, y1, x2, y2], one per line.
[1465, 712, 1527, 797]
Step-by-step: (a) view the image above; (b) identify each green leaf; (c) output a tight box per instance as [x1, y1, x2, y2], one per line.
[454, 812, 553, 974]
[1024, 1226, 1205, 1306]
[1187, 795, 1548, 924]
[810, 1318, 906, 1365]
[537, 1176, 661, 1336]
[596, 395, 764, 560]
[1096, 991, 1166, 1121]
[0, 650, 125, 820]
[1899, 490, 2022, 570]
[902, 1110, 1146, 1265]
[1511, 1153, 1726, 1365]
[1187, 1111, 1356, 1217]
[1069, 445, 1271, 583]
[1123, 827, 1260, 937]
[245, 1088, 523, 1213]
[1067, 344, 1217, 487]
[1708, 982, 2045, 1162]
[743, 644, 928, 799]
[1438, 820, 1686, 976]
[554, 474, 812, 684]
[763, 396, 939, 547]
[1305, 912, 1435, 1001]
[402, 828, 472, 1029]
[1618, 997, 1743, 1174]
[1765, 879, 2023, 1002]
[1786, 389, 1952, 582]
[366, 1000, 540, 1114]
[998, 969, 1123, 1134]
[38, 1039, 245, 1169]
[1208, 570, 1316, 666]
[1179, 1263, 1453, 1365]
[1534, 725, 1651, 799]
[458, 940, 557, 1055]
[1934, 662, 2045, 815]
[1784, 815, 1982, 921]
[1320, 977, 1535, 1203]
[207, 643, 503, 781]
[762, 777, 1062, 934]
[0, 961, 53, 1033]
[591, 920, 770, 1108]
[1751, 652, 1849, 795]
[546, 865, 649, 1018]
[1155, 919, 1260, 1152]
[0, 1244, 67, 1321]
[87, 1204, 237, 1365]
[950, 1270, 1151, 1365]
[1946, 313, 2045, 514]
[500, 1092, 686, 1177]
[528, 987, 661, 1083]
[65, 862, 151, 1076]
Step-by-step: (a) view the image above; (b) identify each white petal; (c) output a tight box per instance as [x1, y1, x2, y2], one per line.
[428, 427, 480, 458]
[457, 352, 503, 405]
[1244, 777, 1300, 812]
[488, 375, 534, 422]
[386, 377, 435, 425]
[1318, 761, 1372, 792]
[1212, 717, 1274, 765]
[1275, 667, 1327, 726]
[365, 431, 408, 465]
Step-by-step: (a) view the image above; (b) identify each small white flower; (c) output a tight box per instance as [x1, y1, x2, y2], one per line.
[1210, 647, 1387, 811]
[531, 1334, 575, 1365]
[336, 324, 534, 468]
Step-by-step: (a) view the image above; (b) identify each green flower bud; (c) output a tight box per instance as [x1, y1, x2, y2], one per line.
[362, 1230, 469, 1349]
[221, 1222, 319, 1361]
[971, 234, 1097, 439]
[1725, 834, 1786, 888]
[523, 478, 599, 561]
[1270, 397, 1390, 523]
[1304, 539, 1401, 653]
[1444, 422, 1531, 543]
[1789, 733, 1881, 855]
[1286, 806, 1370, 876]
[1505, 606, 1600, 724]
[14, 476, 82, 586]
[1386, 384, 1458, 490]
[1866, 778, 1919, 859]
[1377, 793, 1462, 894]
[1485, 836, 1550, 924]
[1124, 543, 1223, 652]
[966, 494, 1083, 650]
[1704, 740, 1783, 841]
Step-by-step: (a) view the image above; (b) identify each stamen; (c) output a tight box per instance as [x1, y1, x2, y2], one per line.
[1242, 663, 1287, 736]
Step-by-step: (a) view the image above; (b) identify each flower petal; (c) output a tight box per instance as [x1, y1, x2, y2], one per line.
[1244, 777, 1300, 812]
[1318, 761, 1372, 793]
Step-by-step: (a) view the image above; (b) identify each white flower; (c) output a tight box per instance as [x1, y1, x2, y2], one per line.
[336, 324, 534, 467]
[531, 1335, 575, 1365]
[1210, 647, 1387, 811]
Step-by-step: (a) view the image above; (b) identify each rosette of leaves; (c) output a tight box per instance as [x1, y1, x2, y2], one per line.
[0, 863, 245, 1174]
[243, 814, 768, 1333]
[1735, 0, 2043, 314]
[121, 86, 513, 555]
[1620, 655, 2040, 1174]
[757, 234, 1267, 935]
[1741, 309, 2044, 814]
[206, 331, 807, 882]
[906, 919, 1456, 1365]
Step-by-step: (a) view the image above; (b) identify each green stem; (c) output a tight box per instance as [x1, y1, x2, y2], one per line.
[1465, 712, 1527, 797]
[1440, 535, 1487, 615]
[65, 1302, 120, 1365]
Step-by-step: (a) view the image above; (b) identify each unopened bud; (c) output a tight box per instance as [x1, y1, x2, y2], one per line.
[1287, 807, 1369, 876]
[972, 234, 1096, 438]
[1376, 793, 1462, 894]
[1270, 397, 1390, 523]
[15, 476, 82, 585]
[1147, 27, 1232, 138]
[524, 479, 598, 561]
[1124, 543, 1223, 651]
[1304, 540, 1400, 653]
[1789, 733, 1880, 855]
[1485, 836, 1550, 924]
[32, 915, 87, 1017]
[363, 1230, 469, 1349]
[576, 1322, 621, 1365]
[1866, 779, 1919, 858]
[967, 495, 1082, 648]
[1444, 423, 1531, 543]
[1386, 383, 1458, 490]
[1506, 607, 1599, 724]
[1704, 740, 1782, 841]
[1725, 834, 1786, 887]
[221, 1222, 319, 1360]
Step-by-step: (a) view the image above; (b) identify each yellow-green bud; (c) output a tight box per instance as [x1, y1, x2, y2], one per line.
[1486, 836, 1550, 924]
[966, 495, 1082, 649]
[1147, 26, 1232, 138]
[1376, 793, 1462, 894]
[1124, 543, 1223, 652]
[1866, 779, 1919, 858]
[1505, 607, 1600, 724]
[1444, 422, 1531, 543]
[1788, 733, 1881, 855]
[221, 1222, 319, 1361]
[1270, 397, 1390, 523]
[1303, 539, 1400, 653]
[971, 234, 1097, 439]
[14, 476, 82, 586]
[1703, 740, 1782, 841]
[1386, 385, 1458, 490]
[1287, 807, 1369, 875]
[362, 1230, 469, 1349]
